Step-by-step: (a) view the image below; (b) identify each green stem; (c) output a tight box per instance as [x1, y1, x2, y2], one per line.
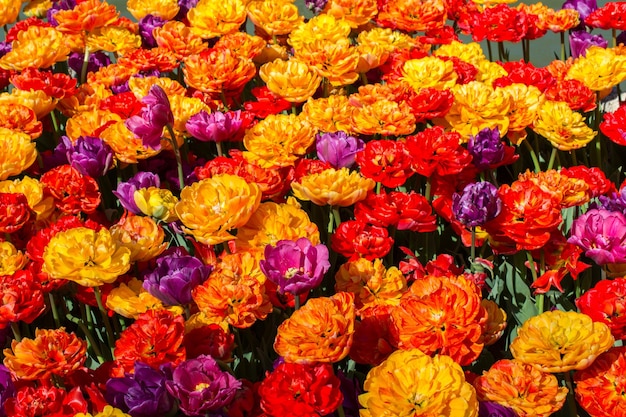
[523, 38, 530, 63]
[166, 124, 185, 192]
[65, 313, 105, 364]
[80, 46, 90, 85]
[522, 139, 541, 173]
[470, 227, 476, 264]
[49, 110, 60, 140]
[486, 40, 493, 62]
[498, 41, 507, 61]
[332, 207, 341, 229]
[525, 251, 544, 314]
[10, 322, 21, 342]
[337, 404, 346, 417]
[48, 292, 61, 329]
[215, 141, 224, 157]
[294, 294, 300, 311]
[220, 91, 230, 111]
[591, 91, 602, 169]
[328, 206, 336, 235]
[360, 72, 368, 85]
[424, 178, 432, 202]
[93, 286, 116, 359]
[547, 147, 557, 171]
[560, 31, 566, 61]
[563, 371, 579, 417]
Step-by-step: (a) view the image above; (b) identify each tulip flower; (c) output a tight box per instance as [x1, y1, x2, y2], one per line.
[64, 136, 114, 178]
[126, 85, 184, 190]
[452, 182, 502, 228]
[316, 131, 364, 169]
[166, 355, 241, 416]
[260, 238, 330, 300]
[143, 247, 213, 306]
[105, 362, 175, 417]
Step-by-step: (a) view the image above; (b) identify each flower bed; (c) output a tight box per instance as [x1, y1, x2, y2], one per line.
[0, 0, 626, 416]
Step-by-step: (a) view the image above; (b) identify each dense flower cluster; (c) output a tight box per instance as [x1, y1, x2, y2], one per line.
[0, 0, 625, 415]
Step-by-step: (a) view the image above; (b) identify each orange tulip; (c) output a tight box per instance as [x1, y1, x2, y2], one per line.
[3, 328, 87, 381]
[474, 359, 567, 417]
[391, 275, 487, 366]
[274, 292, 356, 364]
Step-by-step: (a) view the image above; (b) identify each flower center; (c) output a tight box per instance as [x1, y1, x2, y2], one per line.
[284, 267, 302, 279]
[195, 382, 211, 391]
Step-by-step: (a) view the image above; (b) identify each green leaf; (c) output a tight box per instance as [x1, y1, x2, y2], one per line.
[516, 298, 539, 327]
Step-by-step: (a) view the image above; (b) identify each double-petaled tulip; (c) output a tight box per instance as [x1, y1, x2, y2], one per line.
[359, 349, 478, 417]
[186, 110, 248, 143]
[143, 247, 213, 306]
[315, 131, 364, 169]
[260, 237, 330, 296]
[510, 310, 614, 373]
[568, 208, 626, 265]
[63, 135, 114, 178]
[452, 182, 502, 228]
[105, 362, 175, 417]
[467, 127, 505, 170]
[165, 355, 242, 416]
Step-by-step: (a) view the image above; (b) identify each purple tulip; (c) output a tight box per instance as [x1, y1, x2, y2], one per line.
[452, 182, 502, 228]
[113, 171, 161, 214]
[105, 362, 174, 417]
[68, 51, 111, 76]
[597, 187, 626, 215]
[125, 85, 174, 150]
[468, 127, 505, 171]
[260, 238, 330, 295]
[176, 0, 199, 17]
[143, 247, 213, 306]
[618, 31, 626, 46]
[315, 131, 365, 169]
[186, 110, 245, 143]
[569, 30, 607, 58]
[568, 208, 626, 265]
[64, 136, 114, 178]
[479, 402, 519, 417]
[0, 364, 15, 417]
[138, 15, 166, 48]
[166, 355, 242, 416]
[0, 42, 11, 59]
[562, 0, 597, 23]
[305, 0, 329, 15]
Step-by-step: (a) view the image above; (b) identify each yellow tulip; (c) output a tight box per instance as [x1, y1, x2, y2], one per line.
[176, 174, 261, 245]
[510, 310, 614, 373]
[42, 227, 131, 287]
